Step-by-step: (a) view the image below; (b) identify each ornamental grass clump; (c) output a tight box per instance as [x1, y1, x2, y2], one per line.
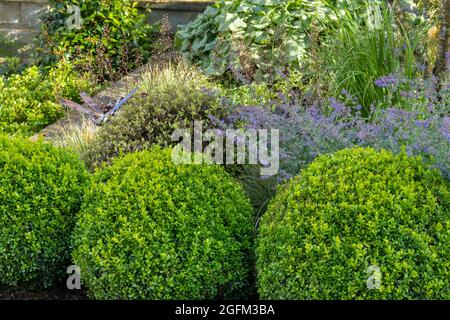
[318, 0, 429, 116]
[256, 147, 450, 299]
[73, 147, 254, 299]
[0, 135, 88, 288]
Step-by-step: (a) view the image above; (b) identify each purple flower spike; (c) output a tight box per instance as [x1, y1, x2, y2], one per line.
[374, 74, 399, 88]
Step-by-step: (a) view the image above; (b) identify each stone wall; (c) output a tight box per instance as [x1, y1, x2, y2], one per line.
[146, 0, 212, 31]
[0, 0, 46, 45]
[0, 0, 212, 45]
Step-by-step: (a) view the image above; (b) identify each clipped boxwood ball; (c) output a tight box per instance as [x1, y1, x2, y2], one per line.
[257, 147, 450, 299]
[73, 147, 254, 299]
[0, 135, 88, 288]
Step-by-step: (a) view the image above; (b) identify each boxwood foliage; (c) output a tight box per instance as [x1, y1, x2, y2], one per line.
[0, 62, 95, 136]
[73, 147, 254, 299]
[0, 135, 88, 288]
[85, 63, 227, 169]
[257, 147, 450, 299]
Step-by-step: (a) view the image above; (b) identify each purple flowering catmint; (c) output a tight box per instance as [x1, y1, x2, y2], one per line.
[374, 74, 399, 88]
[218, 72, 449, 182]
[400, 90, 414, 99]
[417, 63, 426, 72]
[414, 120, 430, 129]
[442, 117, 450, 143]
[446, 51, 450, 70]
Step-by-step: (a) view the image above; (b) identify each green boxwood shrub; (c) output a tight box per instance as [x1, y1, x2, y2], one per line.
[257, 147, 450, 299]
[0, 62, 96, 135]
[0, 135, 88, 288]
[85, 63, 227, 169]
[73, 147, 254, 299]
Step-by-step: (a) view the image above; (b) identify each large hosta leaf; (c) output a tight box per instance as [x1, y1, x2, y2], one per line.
[228, 17, 247, 32]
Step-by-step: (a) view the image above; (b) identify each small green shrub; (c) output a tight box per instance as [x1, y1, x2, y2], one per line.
[73, 147, 254, 299]
[85, 63, 227, 169]
[217, 81, 291, 106]
[0, 33, 15, 57]
[0, 135, 89, 288]
[0, 32, 33, 77]
[0, 34, 23, 77]
[0, 56, 23, 78]
[0, 62, 96, 135]
[37, 0, 154, 81]
[257, 147, 450, 299]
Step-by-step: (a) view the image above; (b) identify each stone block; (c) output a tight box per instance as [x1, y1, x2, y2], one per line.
[21, 2, 47, 29]
[0, 2, 21, 25]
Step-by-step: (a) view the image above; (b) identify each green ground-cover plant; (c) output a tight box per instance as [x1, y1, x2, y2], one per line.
[37, 0, 155, 82]
[0, 61, 96, 135]
[176, 0, 340, 83]
[0, 135, 89, 288]
[73, 147, 254, 299]
[257, 147, 450, 299]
